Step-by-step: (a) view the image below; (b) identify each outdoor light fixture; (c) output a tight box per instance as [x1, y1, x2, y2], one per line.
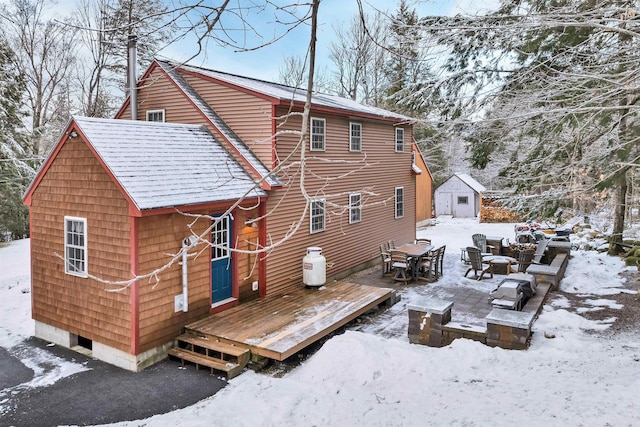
[67, 131, 78, 139]
[245, 217, 258, 228]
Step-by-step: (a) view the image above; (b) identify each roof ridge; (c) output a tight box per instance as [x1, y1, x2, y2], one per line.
[155, 60, 282, 188]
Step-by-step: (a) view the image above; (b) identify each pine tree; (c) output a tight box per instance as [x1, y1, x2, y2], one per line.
[424, 0, 640, 242]
[0, 34, 31, 240]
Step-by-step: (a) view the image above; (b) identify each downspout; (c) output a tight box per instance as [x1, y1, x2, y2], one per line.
[128, 35, 138, 120]
[181, 236, 197, 312]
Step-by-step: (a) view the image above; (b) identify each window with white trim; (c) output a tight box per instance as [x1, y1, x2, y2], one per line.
[64, 216, 88, 277]
[395, 187, 404, 219]
[395, 127, 404, 152]
[350, 122, 362, 152]
[311, 118, 326, 151]
[310, 199, 326, 233]
[146, 109, 165, 122]
[349, 193, 361, 224]
[457, 196, 469, 205]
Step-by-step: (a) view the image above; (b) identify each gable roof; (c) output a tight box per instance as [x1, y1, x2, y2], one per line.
[155, 60, 282, 189]
[164, 60, 414, 123]
[453, 173, 486, 193]
[24, 116, 266, 212]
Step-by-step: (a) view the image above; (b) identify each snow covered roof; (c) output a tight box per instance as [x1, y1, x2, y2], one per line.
[156, 60, 282, 188]
[71, 116, 265, 210]
[169, 61, 414, 123]
[454, 173, 486, 193]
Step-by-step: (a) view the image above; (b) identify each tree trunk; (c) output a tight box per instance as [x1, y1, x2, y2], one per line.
[609, 170, 628, 255]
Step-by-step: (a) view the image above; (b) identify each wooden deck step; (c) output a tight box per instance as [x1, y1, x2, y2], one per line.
[179, 335, 250, 361]
[168, 334, 250, 379]
[167, 347, 245, 379]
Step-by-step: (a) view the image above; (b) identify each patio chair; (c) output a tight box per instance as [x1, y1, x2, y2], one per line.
[386, 240, 396, 252]
[414, 238, 432, 245]
[379, 245, 392, 277]
[509, 248, 535, 274]
[418, 249, 437, 281]
[464, 246, 493, 280]
[390, 250, 412, 283]
[436, 245, 446, 278]
[532, 239, 549, 264]
[471, 233, 493, 256]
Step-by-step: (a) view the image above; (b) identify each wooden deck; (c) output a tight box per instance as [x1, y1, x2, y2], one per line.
[185, 281, 396, 361]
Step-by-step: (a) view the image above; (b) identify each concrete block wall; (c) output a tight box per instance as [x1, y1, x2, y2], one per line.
[407, 298, 453, 347]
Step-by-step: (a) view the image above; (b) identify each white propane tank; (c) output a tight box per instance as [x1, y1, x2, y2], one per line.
[303, 246, 326, 287]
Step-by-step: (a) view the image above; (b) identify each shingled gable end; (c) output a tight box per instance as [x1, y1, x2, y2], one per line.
[25, 59, 432, 371]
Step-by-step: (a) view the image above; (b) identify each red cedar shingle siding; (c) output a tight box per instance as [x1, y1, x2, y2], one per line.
[136, 213, 211, 352]
[30, 137, 132, 352]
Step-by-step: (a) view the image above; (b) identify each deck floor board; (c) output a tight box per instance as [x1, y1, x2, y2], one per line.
[185, 281, 395, 360]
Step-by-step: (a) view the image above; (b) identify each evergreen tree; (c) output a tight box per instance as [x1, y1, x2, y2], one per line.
[0, 34, 31, 240]
[423, 0, 640, 246]
[384, 0, 429, 115]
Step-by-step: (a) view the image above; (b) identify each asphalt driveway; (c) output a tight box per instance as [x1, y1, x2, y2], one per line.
[1, 337, 227, 427]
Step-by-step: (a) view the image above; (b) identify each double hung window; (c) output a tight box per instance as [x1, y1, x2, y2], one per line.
[395, 128, 404, 152]
[64, 217, 88, 277]
[395, 187, 404, 219]
[349, 193, 362, 224]
[350, 122, 362, 152]
[310, 199, 326, 233]
[311, 118, 326, 151]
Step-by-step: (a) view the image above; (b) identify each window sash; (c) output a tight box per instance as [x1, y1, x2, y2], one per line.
[458, 196, 469, 205]
[350, 122, 362, 152]
[211, 215, 230, 260]
[146, 109, 165, 122]
[395, 128, 404, 152]
[349, 193, 361, 224]
[310, 199, 326, 233]
[310, 118, 326, 151]
[395, 187, 404, 219]
[64, 217, 87, 276]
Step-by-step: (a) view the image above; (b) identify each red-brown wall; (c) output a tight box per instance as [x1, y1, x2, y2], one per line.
[29, 136, 132, 352]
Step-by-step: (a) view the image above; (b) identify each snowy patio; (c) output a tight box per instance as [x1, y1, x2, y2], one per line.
[2, 217, 639, 426]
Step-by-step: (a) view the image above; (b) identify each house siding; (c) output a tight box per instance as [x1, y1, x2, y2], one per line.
[264, 107, 416, 295]
[136, 206, 261, 353]
[179, 72, 275, 168]
[413, 144, 433, 222]
[29, 137, 132, 352]
[123, 67, 416, 298]
[136, 212, 211, 352]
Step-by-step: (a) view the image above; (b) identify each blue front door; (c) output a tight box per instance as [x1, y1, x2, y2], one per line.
[211, 215, 232, 304]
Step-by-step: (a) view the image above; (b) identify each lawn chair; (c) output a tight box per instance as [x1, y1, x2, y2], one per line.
[390, 250, 412, 283]
[436, 245, 446, 278]
[414, 238, 432, 245]
[472, 233, 493, 256]
[379, 245, 392, 277]
[532, 239, 548, 264]
[386, 240, 396, 252]
[464, 246, 493, 280]
[509, 248, 535, 273]
[418, 249, 437, 281]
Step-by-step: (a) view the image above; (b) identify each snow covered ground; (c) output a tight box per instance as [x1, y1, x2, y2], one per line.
[1, 218, 639, 426]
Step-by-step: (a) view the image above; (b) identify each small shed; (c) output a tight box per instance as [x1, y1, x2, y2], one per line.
[434, 173, 486, 218]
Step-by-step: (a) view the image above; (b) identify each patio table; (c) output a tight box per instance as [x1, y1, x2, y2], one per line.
[483, 255, 517, 275]
[396, 243, 434, 281]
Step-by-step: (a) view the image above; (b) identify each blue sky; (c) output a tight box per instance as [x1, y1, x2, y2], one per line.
[159, 0, 470, 81]
[1, 0, 488, 82]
